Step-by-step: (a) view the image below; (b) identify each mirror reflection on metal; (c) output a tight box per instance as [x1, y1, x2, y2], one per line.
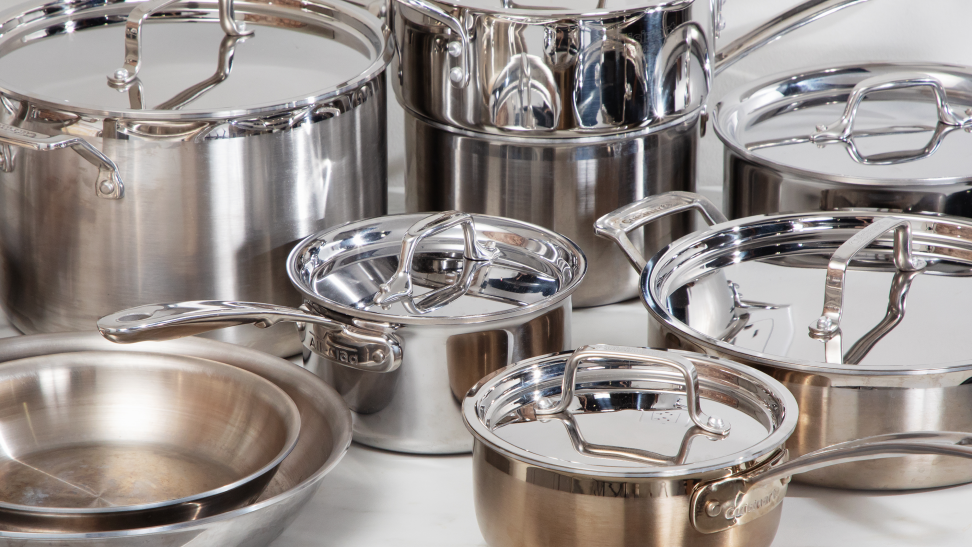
[399, 0, 470, 88]
[489, 53, 561, 130]
[535, 344, 731, 436]
[373, 211, 500, 307]
[808, 217, 928, 343]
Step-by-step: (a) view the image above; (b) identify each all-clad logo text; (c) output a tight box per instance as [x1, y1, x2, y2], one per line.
[725, 487, 781, 520]
[307, 333, 359, 365]
[0, 123, 39, 140]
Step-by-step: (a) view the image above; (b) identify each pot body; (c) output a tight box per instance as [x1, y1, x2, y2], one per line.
[723, 150, 972, 220]
[301, 299, 572, 454]
[0, 78, 386, 357]
[405, 111, 697, 307]
[472, 442, 784, 547]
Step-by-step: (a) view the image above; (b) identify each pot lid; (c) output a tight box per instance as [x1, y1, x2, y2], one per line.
[0, 0, 388, 118]
[642, 204, 972, 372]
[287, 211, 587, 325]
[714, 63, 972, 185]
[402, 0, 689, 17]
[463, 345, 797, 478]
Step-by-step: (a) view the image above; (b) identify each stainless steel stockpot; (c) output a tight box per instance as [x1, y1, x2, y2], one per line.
[598, 191, 972, 489]
[464, 345, 972, 547]
[0, 0, 391, 356]
[0, 332, 352, 546]
[391, 0, 876, 136]
[716, 63, 972, 219]
[100, 211, 586, 454]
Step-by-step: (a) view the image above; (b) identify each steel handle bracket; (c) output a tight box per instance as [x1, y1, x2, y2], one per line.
[535, 344, 730, 436]
[400, 0, 470, 88]
[595, 192, 727, 273]
[0, 122, 124, 199]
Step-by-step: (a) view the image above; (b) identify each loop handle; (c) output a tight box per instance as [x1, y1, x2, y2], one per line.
[595, 192, 726, 273]
[535, 345, 730, 436]
[399, 0, 470, 88]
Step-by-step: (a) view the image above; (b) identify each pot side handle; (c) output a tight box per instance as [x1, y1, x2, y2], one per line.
[0, 122, 123, 199]
[594, 191, 726, 272]
[692, 431, 972, 534]
[98, 300, 403, 373]
[398, 0, 470, 88]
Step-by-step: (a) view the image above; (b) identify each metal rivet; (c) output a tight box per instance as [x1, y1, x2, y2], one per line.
[99, 181, 116, 195]
[372, 349, 385, 363]
[447, 41, 462, 57]
[705, 500, 721, 518]
[536, 396, 554, 410]
[707, 416, 724, 429]
[113, 68, 129, 80]
[449, 67, 464, 83]
[816, 316, 832, 330]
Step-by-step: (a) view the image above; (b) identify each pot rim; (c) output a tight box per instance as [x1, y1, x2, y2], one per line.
[641, 210, 972, 376]
[0, 0, 392, 121]
[393, 0, 693, 27]
[712, 61, 972, 187]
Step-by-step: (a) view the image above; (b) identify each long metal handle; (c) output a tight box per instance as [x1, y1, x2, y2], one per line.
[594, 192, 727, 273]
[653, 23, 710, 117]
[808, 217, 926, 341]
[714, 0, 875, 75]
[399, 0, 470, 87]
[107, 0, 253, 87]
[0, 122, 123, 199]
[535, 345, 730, 435]
[98, 300, 402, 372]
[373, 211, 499, 307]
[692, 431, 972, 534]
[811, 72, 970, 143]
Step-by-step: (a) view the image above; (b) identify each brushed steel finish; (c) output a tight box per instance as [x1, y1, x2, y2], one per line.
[0, 332, 353, 546]
[405, 111, 697, 307]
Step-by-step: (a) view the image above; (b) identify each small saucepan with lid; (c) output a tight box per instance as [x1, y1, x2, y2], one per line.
[464, 344, 972, 547]
[597, 191, 972, 489]
[100, 211, 586, 454]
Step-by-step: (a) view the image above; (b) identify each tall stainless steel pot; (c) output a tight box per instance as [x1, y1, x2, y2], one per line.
[598, 191, 972, 490]
[0, 0, 390, 356]
[100, 211, 587, 454]
[394, 0, 880, 307]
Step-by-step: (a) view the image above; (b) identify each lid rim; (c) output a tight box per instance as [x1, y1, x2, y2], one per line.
[395, 0, 693, 21]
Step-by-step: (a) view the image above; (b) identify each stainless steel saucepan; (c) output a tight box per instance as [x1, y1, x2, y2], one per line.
[100, 211, 586, 454]
[598, 191, 972, 489]
[0, 0, 390, 356]
[464, 345, 972, 547]
[0, 351, 300, 533]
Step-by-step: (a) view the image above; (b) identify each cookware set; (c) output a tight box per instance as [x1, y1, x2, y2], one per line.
[0, 0, 966, 543]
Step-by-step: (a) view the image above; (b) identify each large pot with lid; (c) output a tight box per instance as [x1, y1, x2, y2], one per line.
[464, 344, 972, 547]
[716, 62, 972, 219]
[0, 0, 390, 356]
[100, 211, 586, 454]
[598, 191, 972, 489]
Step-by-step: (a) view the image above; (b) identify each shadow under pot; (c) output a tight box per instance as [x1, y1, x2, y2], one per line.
[100, 211, 586, 454]
[464, 344, 972, 547]
[597, 191, 972, 490]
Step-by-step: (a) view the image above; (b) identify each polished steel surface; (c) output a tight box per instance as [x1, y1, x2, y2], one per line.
[405, 111, 697, 306]
[0, 332, 352, 546]
[602, 192, 972, 489]
[716, 63, 972, 219]
[0, 350, 300, 533]
[0, 0, 391, 356]
[390, 0, 876, 135]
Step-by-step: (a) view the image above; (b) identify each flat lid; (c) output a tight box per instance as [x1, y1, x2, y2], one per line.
[287, 212, 586, 325]
[0, 0, 386, 117]
[715, 63, 972, 185]
[463, 346, 796, 478]
[646, 211, 972, 371]
[415, 0, 687, 17]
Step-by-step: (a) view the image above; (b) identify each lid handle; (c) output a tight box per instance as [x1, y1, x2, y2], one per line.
[106, 0, 253, 88]
[595, 192, 727, 273]
[810, 72, 971, 144]
[807, 217, 927, 358]
[373, 211, 500, 309]
[98, 300, 402, 373]
[399, 0, 470, 88]
[535, 345, 730, 436]
[692, 431, 972, 534]
[0, 122, 123, 199]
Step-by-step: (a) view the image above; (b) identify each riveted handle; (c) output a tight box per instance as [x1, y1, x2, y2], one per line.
[373, 211, 499, 308]
[0, 122, 123, 199]
[811, 72, 969, 143]
[107, 0, 253, 88]
[808, 217, 927, 342]
[399, 0, 470, 87]
[535, 344, 730, 436]
[692, 431, 972, 534]
[98, 300, 402, 373]
[595, 192, 727, 273]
